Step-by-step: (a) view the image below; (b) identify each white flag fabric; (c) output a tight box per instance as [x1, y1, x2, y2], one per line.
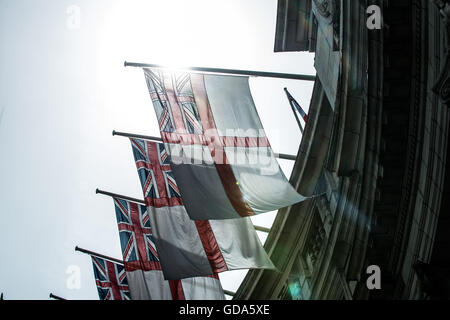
[130, 138, 275, 280]
[112, 196, 225, 300]
[142, 68, 306, 219]
[126, 269, 224, 300]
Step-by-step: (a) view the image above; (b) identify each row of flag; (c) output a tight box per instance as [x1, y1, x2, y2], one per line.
[75, 68, 308, 300]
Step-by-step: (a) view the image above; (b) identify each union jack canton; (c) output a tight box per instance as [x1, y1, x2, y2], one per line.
[130, 138, 183, 208]
[112, 196, 186, 300]
[113, 197, 161, 272]
[91, 256, 130, 300]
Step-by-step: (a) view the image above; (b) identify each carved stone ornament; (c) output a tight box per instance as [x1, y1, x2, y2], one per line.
[433, 0, 450, 105]
[313, 0, 340, 50]
[313, 0, 335, 20]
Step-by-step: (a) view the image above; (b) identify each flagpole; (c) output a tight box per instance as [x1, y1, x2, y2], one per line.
[75, 246, 124, 265]
[96, 188, 271, 234]
[113, 130, 162, 144]
[96, 188, 146, 205]
[49, 293, 66, 300]
[124, 61, 316, 81]
[253, 225, 271, 233]
[223, 289, 236, 297]
[112, 130, 297, 161]
[75, 245, 236, 297]
[284, 88, 304, 134]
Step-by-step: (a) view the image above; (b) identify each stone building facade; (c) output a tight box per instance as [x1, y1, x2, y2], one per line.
[235, 0, 450, 300]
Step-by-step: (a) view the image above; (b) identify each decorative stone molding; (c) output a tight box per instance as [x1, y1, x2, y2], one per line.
[303, 211, 326, 267]
[313, 0, 335, 18]
[433, 0, 450, 105]
[313, 0, 340, 50]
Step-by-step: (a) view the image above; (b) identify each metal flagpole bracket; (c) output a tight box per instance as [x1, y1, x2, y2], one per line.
[124, 61, 316, 81]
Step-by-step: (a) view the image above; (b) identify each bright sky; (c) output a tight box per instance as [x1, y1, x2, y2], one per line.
[0, 0, 315, 299]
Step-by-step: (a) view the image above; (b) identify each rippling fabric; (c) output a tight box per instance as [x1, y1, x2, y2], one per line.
[143, 68, 306, 220]
[127, 270, 225, 300]
[91, 256, 130, 300]
[129, 139, 275, 280]
[111, 195, 224, 300]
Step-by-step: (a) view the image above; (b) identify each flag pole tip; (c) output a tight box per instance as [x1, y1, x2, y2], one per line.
[112, 130, 116, 136]
[75, 246, 79, 251]
[124, 61, 128, 67]
[95, 188, 99, 194]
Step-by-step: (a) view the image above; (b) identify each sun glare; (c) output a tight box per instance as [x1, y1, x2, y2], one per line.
[92, 0, 314, 299]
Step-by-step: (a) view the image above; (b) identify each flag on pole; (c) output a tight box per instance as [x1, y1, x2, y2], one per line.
[91, 256, 131, 300]
[283, 87, 306, 134]
[113, 196, 225, 299]
[130, 138, 275, 280]
[143, 68, 306, 220]
[284, 87, 308, 122]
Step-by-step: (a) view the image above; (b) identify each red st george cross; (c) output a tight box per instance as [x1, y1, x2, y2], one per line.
[144, 69, 272, 218]
[130, 138, 228, 273]
[113, 197, 186, 300]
